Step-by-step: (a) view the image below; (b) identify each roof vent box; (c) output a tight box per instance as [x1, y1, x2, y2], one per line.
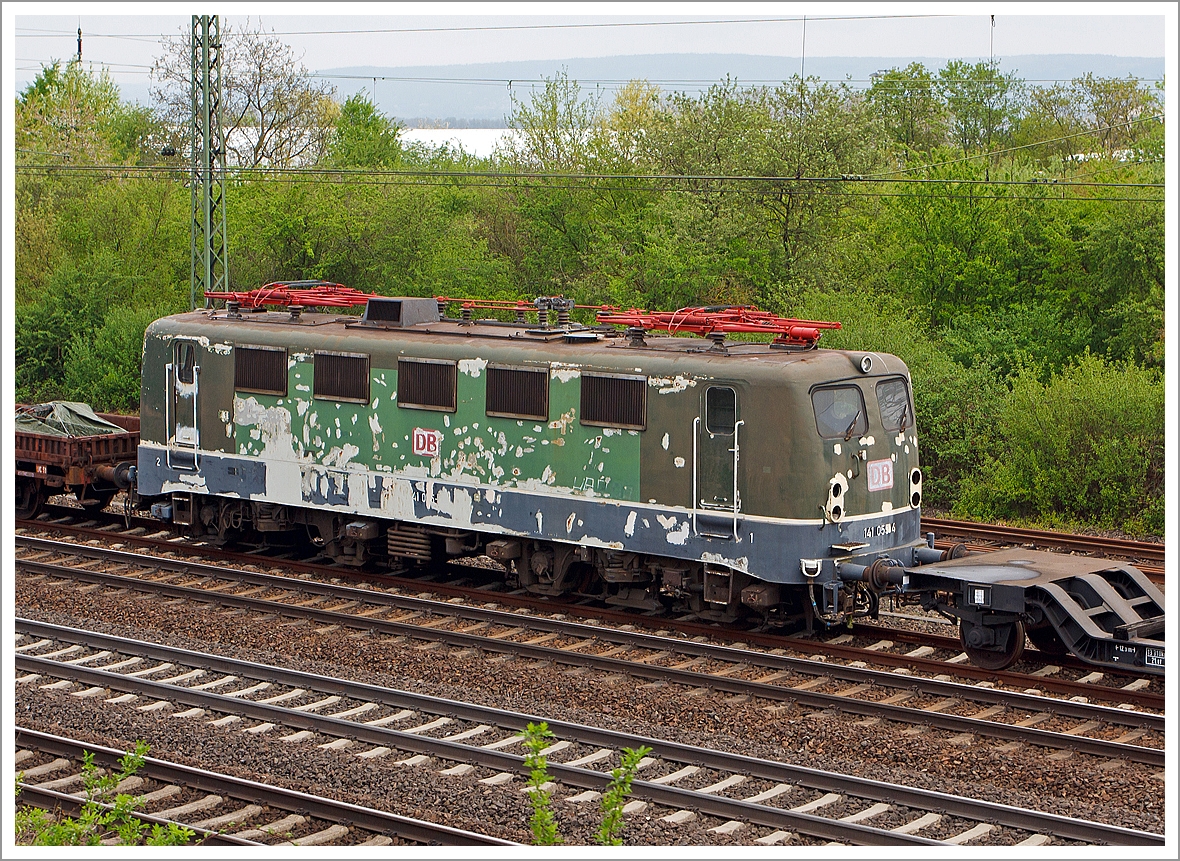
[361, 297, 440, 328]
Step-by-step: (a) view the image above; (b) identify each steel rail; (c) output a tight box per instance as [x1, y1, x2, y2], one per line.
[16, 546, 1164, 724]
[17, 655, 936, 846]
[14, 612, 1160, 770]
[13, 619, 1166, 846]
[16, 528, 1162, 699]
[922, 517, 1165, 563]
[15, 727, 514, 846]
[14, 783, 261, 846]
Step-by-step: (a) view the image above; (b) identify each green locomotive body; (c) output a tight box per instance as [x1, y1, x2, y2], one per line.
[136, 297, 925, 623]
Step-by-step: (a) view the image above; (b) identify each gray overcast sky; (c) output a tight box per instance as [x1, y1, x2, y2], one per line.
[8, 3, 1169, 93]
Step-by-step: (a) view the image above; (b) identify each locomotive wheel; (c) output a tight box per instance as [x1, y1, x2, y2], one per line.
[960, 619, 1025, 671]
[1026, 623, 1070, 657]
[15, 478, 46, 520]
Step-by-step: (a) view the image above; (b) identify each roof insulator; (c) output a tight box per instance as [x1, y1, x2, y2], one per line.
[626, 326, 648, 347]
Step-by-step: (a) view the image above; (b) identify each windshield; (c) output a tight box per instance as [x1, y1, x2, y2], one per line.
[876, 378, 912, 431]
[812, 386, 867, 439]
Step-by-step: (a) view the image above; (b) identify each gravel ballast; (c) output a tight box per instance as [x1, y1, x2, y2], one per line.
[14, 575, 1165, 843]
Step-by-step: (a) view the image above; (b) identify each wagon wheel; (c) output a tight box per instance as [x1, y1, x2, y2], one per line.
[960, 619, 1026, 671]
[1026, 623, 1070, 657]
[15, 478, 46, 520]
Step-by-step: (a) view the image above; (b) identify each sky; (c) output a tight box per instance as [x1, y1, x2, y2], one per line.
[7, 2, 1171, 99]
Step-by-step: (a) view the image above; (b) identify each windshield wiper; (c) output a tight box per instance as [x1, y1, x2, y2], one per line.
[843, 409, 862, 441]
[897, 403, 908, 433]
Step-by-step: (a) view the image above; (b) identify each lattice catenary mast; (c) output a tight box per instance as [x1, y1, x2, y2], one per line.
[190, 14, 229, 310]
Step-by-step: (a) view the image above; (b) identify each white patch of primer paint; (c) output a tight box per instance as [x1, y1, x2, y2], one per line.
[459, 358, 488, 378]
[566, 512, 577, 534]
[323, 444, 361, 469]
[624, 511, 637, 537]
[833, 443, 842, 456]
[209, 341, 232, 355]
[896, 432, 906, 445]
[701, 552, 750, 573]
[432, 485, 475, 525]
[233, 396, 304, 498]
[535, 511, 544, 531]
[602, 427, 621, 437]
[858, 435, 876, 447]
[905, 445, 910, 454]
[225, 422, 233, 438]
[296, 399, 310, 417]
[881, 501, 894, 512]
[444, 415, 451, 428]
[650, 375, 696, 395]
[661, 433, 670, 450]
[550, 364, 581, 383]
[674, 457, 686, 468]
[295, 384, 310, 392]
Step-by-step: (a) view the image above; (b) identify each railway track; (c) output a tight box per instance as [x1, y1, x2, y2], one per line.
[14, 620, 1162, 846]
[15, 543, 1163, 767]
[15, 728, 511, 847]
[16, 529, 1164, 706]
[923, 517, 1164, 582]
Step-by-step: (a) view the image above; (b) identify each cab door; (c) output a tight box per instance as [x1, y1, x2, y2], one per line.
[694, 385, 743, 537]
[167, 339, 200, 470]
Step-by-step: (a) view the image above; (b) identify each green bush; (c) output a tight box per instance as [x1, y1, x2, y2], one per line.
[955, 352, 1164, 535]
[15, 741, 194, 846]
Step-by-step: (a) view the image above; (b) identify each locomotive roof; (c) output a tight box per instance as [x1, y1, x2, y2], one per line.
[149, 308, 911, 383]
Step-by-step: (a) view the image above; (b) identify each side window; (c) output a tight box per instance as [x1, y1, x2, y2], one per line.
[580, 373, 646, 430]
[235, 346, 287, 396]
[705, 386, 737, 435]
[812, 385, 867, 439]
[398, 358, 458, 412]
[486, 365, 548, 421]
[876, 378, 912, 431]
[314, 351, 370, 403]
[176, 342, 196, 385]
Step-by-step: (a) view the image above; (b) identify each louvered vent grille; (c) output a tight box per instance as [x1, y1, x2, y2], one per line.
[580, 374, 646, 430]
[398, 358, 457, 411]
[486, 366, 548, 420]
[234, 346, 287, 395]
[314, 352, 369, 402]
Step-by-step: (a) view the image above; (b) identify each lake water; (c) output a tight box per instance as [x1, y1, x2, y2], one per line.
[401, 128, 516, 158]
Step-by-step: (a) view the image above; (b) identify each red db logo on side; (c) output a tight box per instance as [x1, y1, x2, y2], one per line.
[867, 458, 894, 492]
[413, 428, 441, 458]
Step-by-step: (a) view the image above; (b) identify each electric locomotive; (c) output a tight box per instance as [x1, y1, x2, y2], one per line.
[132, 285, 1164, 675]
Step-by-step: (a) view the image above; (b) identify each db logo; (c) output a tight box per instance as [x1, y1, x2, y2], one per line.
[867, 458, 894, 492]
[412, 428, 442, 458]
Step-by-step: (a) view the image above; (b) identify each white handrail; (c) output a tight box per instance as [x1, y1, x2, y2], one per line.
[731, 419, 744, 540]
[692, 415, 700, 535]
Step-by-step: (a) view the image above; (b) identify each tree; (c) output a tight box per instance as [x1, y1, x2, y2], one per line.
[866, 62, 946, 151]
[151, 19, 339, 168]
[327, 93, 404, 167]
[1072, 73, 1161, 155]
[17, 60, 159, 165]
[937, 60, 1022, 155]
[505, 70, 602, 172]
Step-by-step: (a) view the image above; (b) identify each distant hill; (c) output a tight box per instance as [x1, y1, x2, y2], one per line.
[108, 53, 1163, 125]
[315, 53, 1165, 128]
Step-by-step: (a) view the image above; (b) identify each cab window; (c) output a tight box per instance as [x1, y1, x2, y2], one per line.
[812, 386, 867, 439]
[876, 378, 912, 431]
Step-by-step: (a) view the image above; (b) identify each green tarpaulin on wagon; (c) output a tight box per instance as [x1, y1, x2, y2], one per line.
[15, 402, 125, 438]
